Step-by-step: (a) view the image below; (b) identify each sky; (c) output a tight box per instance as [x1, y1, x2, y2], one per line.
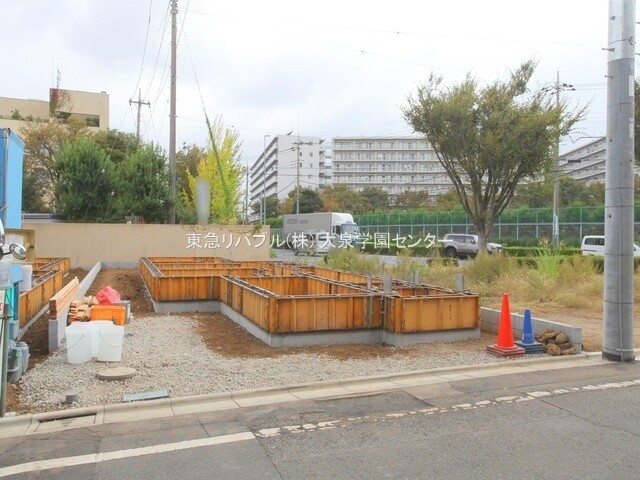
[1, 0, 628, 167]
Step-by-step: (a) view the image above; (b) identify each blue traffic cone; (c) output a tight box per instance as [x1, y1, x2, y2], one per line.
[515, 309, 543, 354]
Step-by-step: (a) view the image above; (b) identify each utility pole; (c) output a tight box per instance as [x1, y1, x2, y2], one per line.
[603, 0, 635, 362]
[168, 0, 178, 224]
[129, 88, 149, 144]
[544, 72, 575, 249]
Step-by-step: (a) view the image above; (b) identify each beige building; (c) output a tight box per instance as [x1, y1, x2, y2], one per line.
[0, 88, 109, 133]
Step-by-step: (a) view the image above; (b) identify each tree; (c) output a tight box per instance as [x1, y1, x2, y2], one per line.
[180, 118, 243, 224]
[22, 170, 51, 213]
[360, 186, 390, 211]
[319, 185, 367, 213]
[20, 116, 88, 211]
[433, 188, 461, 210]
[281, 187, 323, 214]
[403, 60, 583, 252]
[251, 193, 280, 220]
[55, 137, 116, 222]
[114, 143, 171, 223]
[93, 130, 139, 165]
[176, 143, 206, 199]
[511, 176, 605, 208]
[393, 189, 432, 209]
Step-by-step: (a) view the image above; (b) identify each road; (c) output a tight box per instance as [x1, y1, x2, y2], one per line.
[1, 360, 638, 479]
[274, 248, 471, 269]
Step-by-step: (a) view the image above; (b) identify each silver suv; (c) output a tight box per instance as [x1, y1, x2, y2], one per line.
[438, 233, 502, 258]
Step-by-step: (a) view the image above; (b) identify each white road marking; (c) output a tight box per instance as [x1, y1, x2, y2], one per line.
[4, 378, 639, 477]
[0, 431, 255, 478]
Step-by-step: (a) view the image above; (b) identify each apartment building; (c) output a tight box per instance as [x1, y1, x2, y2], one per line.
[332, 135, 452, 201]
[0, 88, 109, 133]
[249, 134, 326, 218]
[557, 137, 606, 183]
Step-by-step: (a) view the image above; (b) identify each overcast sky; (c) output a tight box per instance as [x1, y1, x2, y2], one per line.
[2, 0, 626, 165]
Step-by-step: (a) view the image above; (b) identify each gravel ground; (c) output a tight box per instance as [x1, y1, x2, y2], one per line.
[18, 315, 518, 412]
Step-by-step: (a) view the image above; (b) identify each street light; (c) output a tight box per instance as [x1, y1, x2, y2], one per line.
[262, 135, 271, 224]
[542, 71, 575, 249]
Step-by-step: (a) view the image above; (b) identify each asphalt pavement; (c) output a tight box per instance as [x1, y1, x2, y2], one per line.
[1, 355, 639, 479]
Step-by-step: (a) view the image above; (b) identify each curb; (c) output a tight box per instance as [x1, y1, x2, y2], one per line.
[0, 351, 614, 438]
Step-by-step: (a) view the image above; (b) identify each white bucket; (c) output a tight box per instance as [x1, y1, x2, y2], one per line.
[88, 321, 113, 357]
[20, 265, 33, 292]
[65, 324, 92, 364]
[0, 259, 12, 288]
[97, 325, 125, 362]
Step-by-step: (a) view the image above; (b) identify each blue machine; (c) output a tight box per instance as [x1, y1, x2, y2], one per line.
[0, 128, 27, 414]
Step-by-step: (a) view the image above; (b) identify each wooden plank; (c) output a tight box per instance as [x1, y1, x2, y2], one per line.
[49, 277, 79, 319]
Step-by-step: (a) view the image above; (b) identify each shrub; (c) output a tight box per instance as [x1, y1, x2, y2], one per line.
[325, 248, 384, 276]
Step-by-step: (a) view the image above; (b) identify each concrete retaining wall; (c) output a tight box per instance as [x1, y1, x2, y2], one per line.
[481, 307, 582, 352]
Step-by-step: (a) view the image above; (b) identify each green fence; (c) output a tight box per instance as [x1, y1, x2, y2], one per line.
[354, 206, 640, 246]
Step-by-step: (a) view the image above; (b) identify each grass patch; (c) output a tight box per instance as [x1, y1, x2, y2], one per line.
[324, 248, 385, 276]
[320, 248, 611, 313]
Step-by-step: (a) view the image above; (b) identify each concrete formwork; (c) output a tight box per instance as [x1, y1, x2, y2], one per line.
[140, 257, 481, 347]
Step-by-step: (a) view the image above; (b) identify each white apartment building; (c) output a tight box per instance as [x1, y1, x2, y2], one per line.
[332, 135, 452, 200]
[0, 88, 109, 133]
[249, 134, 326, 218]
[557, 137, 606, 183]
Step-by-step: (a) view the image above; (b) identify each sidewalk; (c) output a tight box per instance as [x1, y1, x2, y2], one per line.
[0, 351, 616, 440]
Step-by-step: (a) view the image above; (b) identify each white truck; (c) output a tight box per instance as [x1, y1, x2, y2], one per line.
[282, 212, 360, 249]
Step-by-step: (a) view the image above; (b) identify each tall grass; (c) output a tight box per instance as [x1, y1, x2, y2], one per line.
[322, 249, 606, 312]
[324, 248, 385, 276]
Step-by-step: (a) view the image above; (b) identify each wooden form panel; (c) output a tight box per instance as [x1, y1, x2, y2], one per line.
[391, 285, 458, 297]
[239, 276, 369, 296]
[145, 256, 230, 265]
[150, 275, 217, 301]
[157, 267, 264, 277]
[275, 295, 381, 332]
[18, 269, 64, 327]
[32, 258, 71, 276]
[155, 263, 242, 271]
[386, 295, 480, 333]
[219, 275, 381, 333]
[308, 266, 374, 284]
[219, 276, 273, 331]
[140, 256, 480, 336]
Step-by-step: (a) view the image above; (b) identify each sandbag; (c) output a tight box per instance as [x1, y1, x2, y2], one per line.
[95, 286, 121, 305]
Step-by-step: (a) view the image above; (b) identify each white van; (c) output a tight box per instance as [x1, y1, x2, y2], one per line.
[580, 235, 640, 257]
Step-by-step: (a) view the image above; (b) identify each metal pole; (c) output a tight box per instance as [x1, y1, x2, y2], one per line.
[552, 71, 560, 249]
[168, 0, 178, 224]
[0, 291, 8, 417]
[603, 0, 635, 362]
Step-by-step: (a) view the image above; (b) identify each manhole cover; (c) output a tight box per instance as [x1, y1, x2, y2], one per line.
[96, 367, 137, 381]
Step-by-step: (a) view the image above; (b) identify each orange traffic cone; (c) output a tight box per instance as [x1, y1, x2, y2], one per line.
[486, 293, 525, 357]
